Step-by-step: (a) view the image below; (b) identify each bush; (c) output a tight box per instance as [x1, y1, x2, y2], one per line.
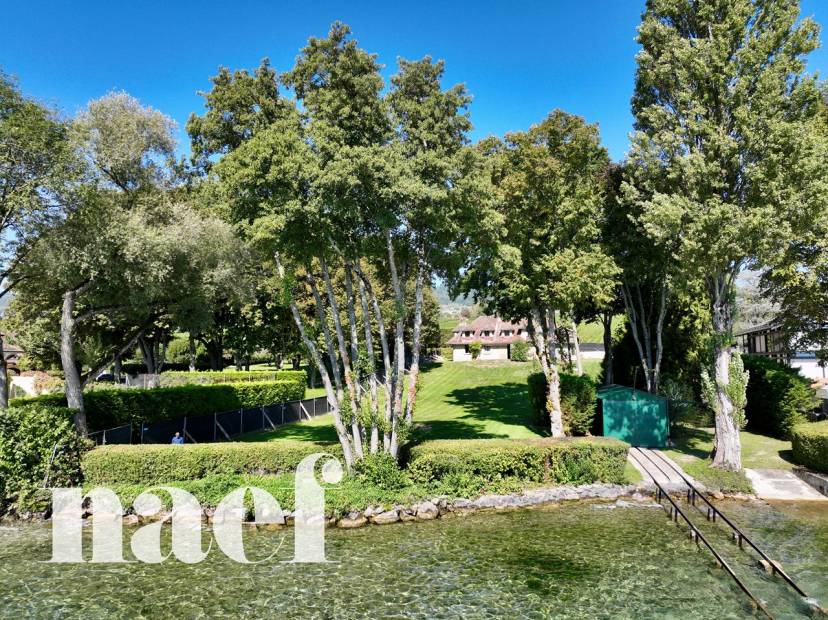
[164, 338, 209, 367]
[660, 376, 712, 427]
[791, 421, 828, 473]
[82, 440, 340, 485]
[407, 437, 629, 488]
[0, 404, 89, 514]
[742, 355, 816, 439]
[511, 339, 530, 362]
[353, 452, 409, 490]
[527, 372, 597, 435]
[469, 341, 482, 359]
[10, 380, 306, 431]
[159, 369, 307, 388]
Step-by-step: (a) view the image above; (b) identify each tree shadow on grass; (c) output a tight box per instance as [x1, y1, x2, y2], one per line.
[670, 424, 714, 459]
[415, 382, 545, 442]
[240, 421, 339, 444]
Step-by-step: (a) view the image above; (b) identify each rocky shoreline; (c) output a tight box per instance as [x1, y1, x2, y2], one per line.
[1, 481, 760, 527]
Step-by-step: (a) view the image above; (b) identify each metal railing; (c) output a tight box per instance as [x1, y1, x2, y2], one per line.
[85, 395, 331, 445]
[636, 447, 813, 601]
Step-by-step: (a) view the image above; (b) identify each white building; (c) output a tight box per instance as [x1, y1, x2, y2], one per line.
[446, 316, 533, 361]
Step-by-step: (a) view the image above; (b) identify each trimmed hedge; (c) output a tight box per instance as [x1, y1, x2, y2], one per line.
[0, 404, 88, 514]
[527, 372, 598, 435]
[742, 355, 816, 439]
[82, 440, 341, 485]
[791, 421, 828, 473]
[159, 369, 307, 387]
[10, 380, 306, 431]
[407, 437, 629, 487]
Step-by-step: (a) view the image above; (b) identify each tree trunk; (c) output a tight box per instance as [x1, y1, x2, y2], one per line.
[543, 308, 565, 437]
[602, 310, 614, 385]
[60, 289, 87, 434]
[571, 318, 583, 377]
[621, 283, 654, 392]
[709, 275, 742, 471]
[138, 336, 161, 388]
[354, 264, 380, 454]
[113, 354, 122, 384]
[0, 332, 8, 409]
[188, 333, 197, 372]
[386, 232, 406, 457]
[404, 258, 425, 424]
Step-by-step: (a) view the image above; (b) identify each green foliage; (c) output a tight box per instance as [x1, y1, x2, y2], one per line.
[407, 437, 629, 489]
[11, 380, 305, 430]
[511, 339, 530, 362]
[660, 376, 712, 427]
[791, 421, 828, 473]
[742, 355, 815, 439]
[527, 372, 597, 435]
[468, 341, 482, 360]
[159, 369, 307, 387]
[164, 338, 209, 367]
[82, 440, 339, 485]
[0, 405, 89, 514]
[701, 352, 749, 429]
[353, 452, 409, 491]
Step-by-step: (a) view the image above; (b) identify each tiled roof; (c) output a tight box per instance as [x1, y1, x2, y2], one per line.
[447, 315, 528, 346]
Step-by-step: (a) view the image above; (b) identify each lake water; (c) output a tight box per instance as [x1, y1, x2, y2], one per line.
[0, 499, 825, 619]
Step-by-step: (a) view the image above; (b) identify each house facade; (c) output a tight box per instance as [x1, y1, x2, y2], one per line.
[446, 316, 533, 361]
[735, 322, 826, 380]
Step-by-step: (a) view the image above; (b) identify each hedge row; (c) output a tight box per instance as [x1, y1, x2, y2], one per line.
[742, 355, 816, 439]
[527, 372, 598, 435]
[10, 380, 306, 431]
[407, 437, 629, 486]
[0, 404, 87, 514]
[159, 369, 307, 387]
[791, 421, 828, 473]
[82, 441, 340, 485]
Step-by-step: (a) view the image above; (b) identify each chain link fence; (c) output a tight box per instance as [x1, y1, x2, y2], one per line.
[85, 395, 331, 445]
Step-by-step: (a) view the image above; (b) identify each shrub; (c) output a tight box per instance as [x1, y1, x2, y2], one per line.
[159, 369, 307, 388]
[742, 355, 816, 439]
[469, 341, 482, 359]
[164, 338, 209, 367]
[791, 421, 828, 473]
[527, 372, 597, 435]
[10, 380, 306, 431]
[407, 437, 628, 488]
[0, 404, 89, 514]
[353, 452, 409, 490]
[82, 440, 340, 485]
[660, 376, 712, 427]
[511, 339, 530, 362]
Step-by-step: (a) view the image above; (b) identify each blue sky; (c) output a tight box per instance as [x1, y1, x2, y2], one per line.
[3, 0, 828, 162]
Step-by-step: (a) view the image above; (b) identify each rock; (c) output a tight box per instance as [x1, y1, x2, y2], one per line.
[122, 514, 140, 526]
[364, 505, 383, 518]
[712, 491, 725, 500]
[337, 513, 367, 529]
[452, 498, 472, 509]
[399, 508, 416, 522]
[415, 501, 439, 521]
[370, 510, 400, 525]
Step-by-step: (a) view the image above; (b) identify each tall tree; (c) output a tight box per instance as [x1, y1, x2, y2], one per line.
[629, 0, 827, 469]
[462, 111, 618, 436]
[0, 72, 74, 406]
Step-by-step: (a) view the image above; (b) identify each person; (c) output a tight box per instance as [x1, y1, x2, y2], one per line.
[171, 432, 184, 445]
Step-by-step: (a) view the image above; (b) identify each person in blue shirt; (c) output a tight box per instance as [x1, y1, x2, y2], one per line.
[171, 432, 184, 445]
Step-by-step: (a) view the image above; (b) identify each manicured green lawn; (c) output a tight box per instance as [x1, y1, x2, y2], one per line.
[243, 360, 545, 443]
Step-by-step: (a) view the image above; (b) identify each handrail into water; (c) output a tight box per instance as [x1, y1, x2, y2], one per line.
[634, 453, 775, 620]
[635, 447, 811, 601]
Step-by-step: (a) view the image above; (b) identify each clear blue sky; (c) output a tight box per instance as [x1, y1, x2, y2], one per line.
[3, 0, 828, 162]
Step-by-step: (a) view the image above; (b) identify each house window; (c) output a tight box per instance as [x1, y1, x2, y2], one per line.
[464, 345, 470, 353]
[502, 330, 512, 337]
[517, 329, 523, 335]
[483, 346, 491, 352]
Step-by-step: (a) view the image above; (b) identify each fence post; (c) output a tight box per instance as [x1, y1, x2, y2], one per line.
[140, 422, 144, 444]
[281, 403, 285, 424]
[213, 412, 217, 442]
[183, 416, 188, 443]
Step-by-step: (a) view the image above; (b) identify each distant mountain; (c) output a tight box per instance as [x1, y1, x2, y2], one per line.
[433, 280, 473, 306]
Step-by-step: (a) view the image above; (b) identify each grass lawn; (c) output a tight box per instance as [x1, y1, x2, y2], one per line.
[661, 424, 795, 493]
[243, 360, 545, 443]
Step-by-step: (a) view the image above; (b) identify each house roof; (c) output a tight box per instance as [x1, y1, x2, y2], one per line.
[735, 321, 782, 337]
[447, 315, 528, 346]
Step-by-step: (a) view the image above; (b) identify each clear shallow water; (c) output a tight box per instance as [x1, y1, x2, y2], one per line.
[0, 500, 824, 619]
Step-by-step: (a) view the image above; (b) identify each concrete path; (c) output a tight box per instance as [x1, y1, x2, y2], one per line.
[744, 468, 828, 501]
[628, 447, 690, 492]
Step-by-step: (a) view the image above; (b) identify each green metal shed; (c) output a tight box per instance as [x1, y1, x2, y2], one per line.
[596, 385, 669, 447]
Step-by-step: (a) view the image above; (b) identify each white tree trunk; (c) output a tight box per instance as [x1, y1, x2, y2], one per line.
[60, 289, 87, 434]
[188, 333, 197, 372]
[571, 318, 583, 377]
[404, 258, 425, 424]
[602, 310, 614, 385]
[386, 231, 405, 457]
[355, 266, 380, 454]
[710, 275, 742, 471]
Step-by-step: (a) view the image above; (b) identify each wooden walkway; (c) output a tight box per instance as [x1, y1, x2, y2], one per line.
[628, 447, 692, 490]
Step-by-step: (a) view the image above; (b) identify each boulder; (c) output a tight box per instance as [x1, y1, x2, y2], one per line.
[337, 512, 367, 529]
[415, 501, 439, 520]
[370, 509, 400, 525]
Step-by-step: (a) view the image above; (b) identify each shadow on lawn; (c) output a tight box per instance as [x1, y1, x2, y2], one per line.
[242, 424, 339, 444]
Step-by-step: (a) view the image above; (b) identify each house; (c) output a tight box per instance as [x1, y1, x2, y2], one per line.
[446, 316, 533, 361]
[735, 321, 826, 380]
